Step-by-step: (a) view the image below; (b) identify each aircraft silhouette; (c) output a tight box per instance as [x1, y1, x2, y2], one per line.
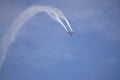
[67, 31, 73, 36]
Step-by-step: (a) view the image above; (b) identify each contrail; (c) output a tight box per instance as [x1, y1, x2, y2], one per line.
[0, 6, 73, 68]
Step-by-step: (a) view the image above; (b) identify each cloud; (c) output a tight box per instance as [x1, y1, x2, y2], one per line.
[0, 0, 120, 68]
[51, 0, 120, 41]
[7, 25, 76, 67]
[1, 0, 120, 41]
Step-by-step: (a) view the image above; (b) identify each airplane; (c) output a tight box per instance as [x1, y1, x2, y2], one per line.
[67, 31, 74, 36]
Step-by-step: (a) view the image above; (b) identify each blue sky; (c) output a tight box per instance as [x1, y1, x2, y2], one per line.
[0, 0, 120, 80]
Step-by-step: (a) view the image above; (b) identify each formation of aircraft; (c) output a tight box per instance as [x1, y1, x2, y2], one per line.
[67, 31, 74, 36]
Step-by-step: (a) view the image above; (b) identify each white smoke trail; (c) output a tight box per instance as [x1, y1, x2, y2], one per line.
[0, 6, 73, 68]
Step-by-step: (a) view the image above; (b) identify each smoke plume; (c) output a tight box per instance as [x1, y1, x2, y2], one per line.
[0, 6, 73, 68]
